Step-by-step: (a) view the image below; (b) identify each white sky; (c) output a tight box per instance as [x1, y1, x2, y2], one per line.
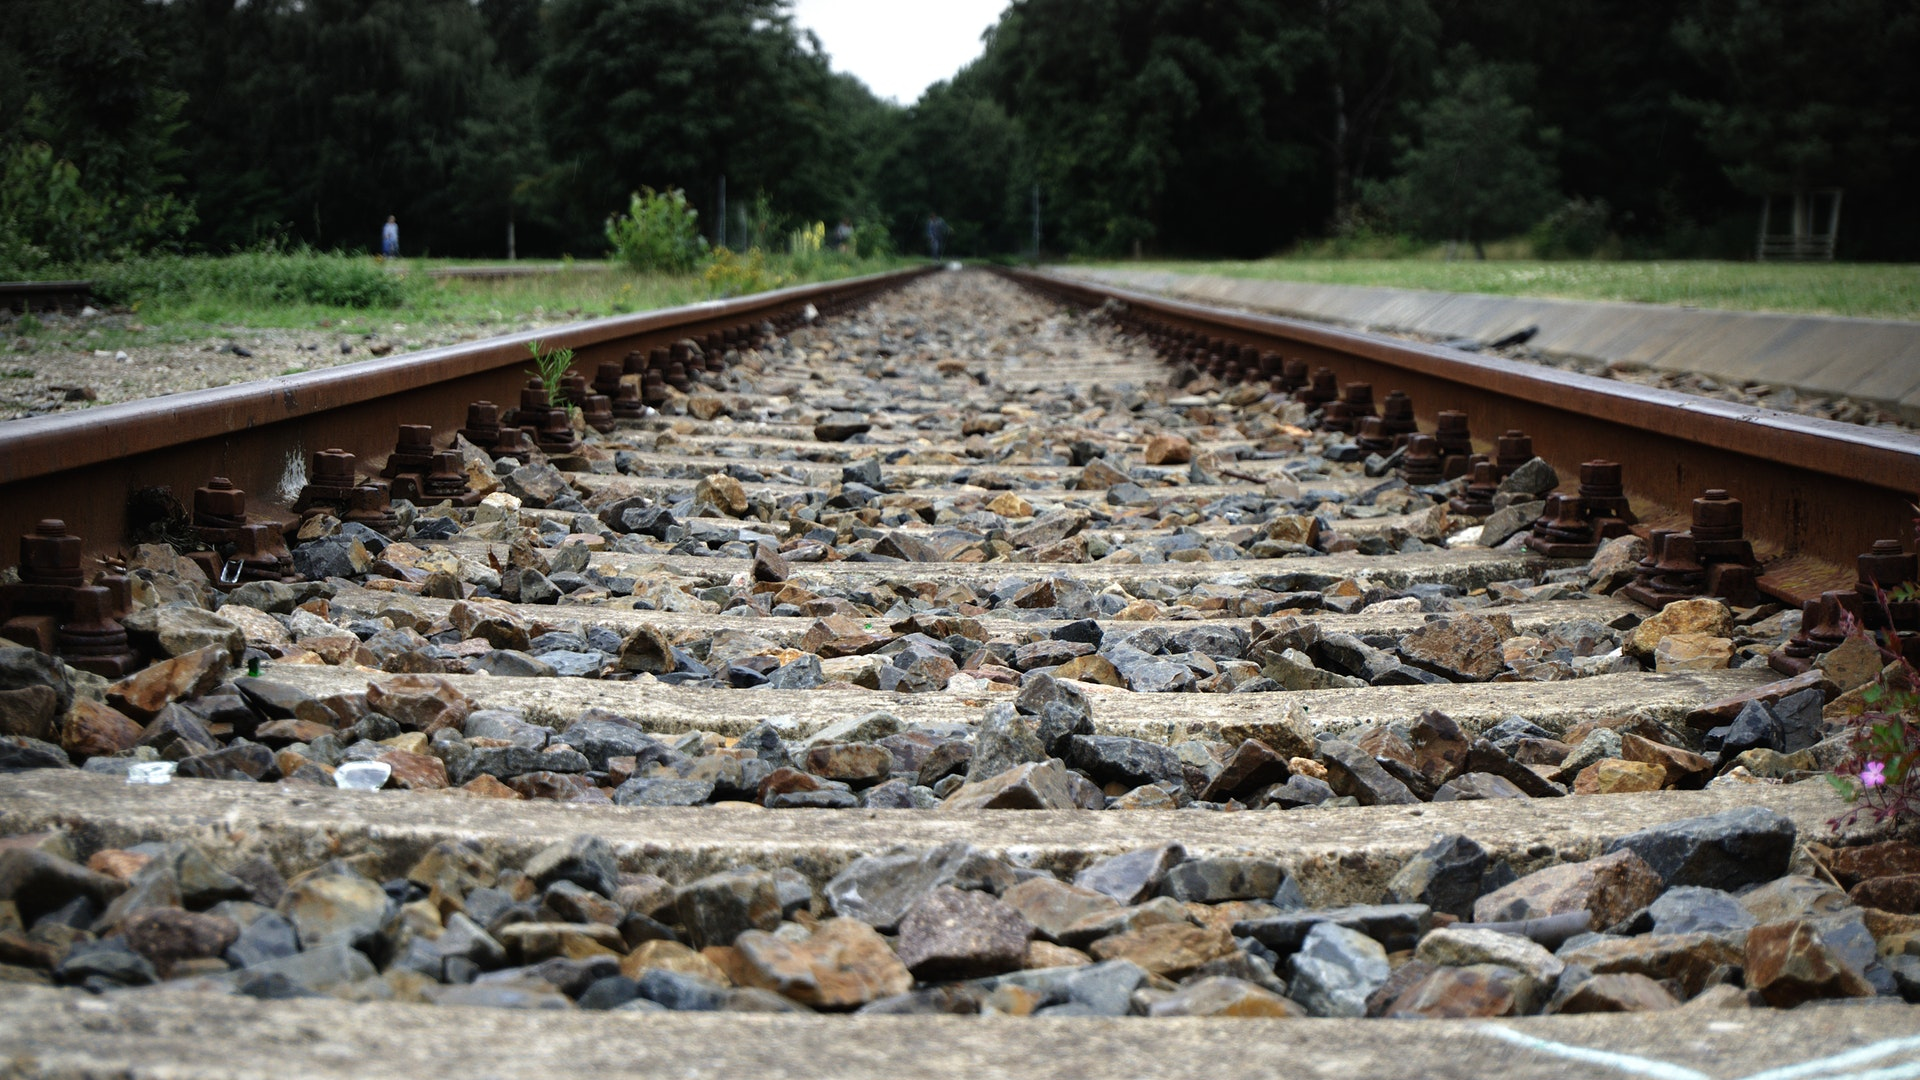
[790, 0, 1012, 106]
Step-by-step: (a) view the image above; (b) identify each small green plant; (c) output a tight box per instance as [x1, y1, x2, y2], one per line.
[702, 247, 787, 298]
[740, 191, 787, 251]
[1530, 197, 1616, 259]
[14, 314, 42, 335]
[851, 220, 895, 259]
[525, 338, 576, 409]
[785, 221, 828, 276]
[1829, 506, 1920, 828]
[605, 187, 707, 274]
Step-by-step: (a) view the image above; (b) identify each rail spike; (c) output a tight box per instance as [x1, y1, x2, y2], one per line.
[1621, 489, 1761, 609]
[0, 519, 141, 676]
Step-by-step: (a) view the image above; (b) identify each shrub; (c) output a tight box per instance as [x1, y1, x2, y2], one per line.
[0, 142, 195, 274]
[851, 221, 894, 260]
[1529, 197, 1614, 258]
[702, 247, 786, 298]
[785, 221, 827, 276]
[606, 187, 707, 274]
[90, 248, 411, 309]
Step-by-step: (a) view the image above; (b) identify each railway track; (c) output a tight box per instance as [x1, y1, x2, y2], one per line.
[0, 279, 94, 315]
[1, 267, 1918, 1077]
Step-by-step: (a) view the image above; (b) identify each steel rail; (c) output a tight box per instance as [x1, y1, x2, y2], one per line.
[0, 266, 935, 558]
[0, 280, 93, 314]
[998, 266, 1920, 604]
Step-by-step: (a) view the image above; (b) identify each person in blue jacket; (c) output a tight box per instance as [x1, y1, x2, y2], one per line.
[926, 213, 947, 259]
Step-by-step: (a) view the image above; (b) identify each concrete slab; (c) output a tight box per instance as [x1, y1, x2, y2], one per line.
[253, 663, 1770, 742]
[2, 985, 1914, 1080]
[549, 546, 1550, 595]
[327, 583, 1639, 650]
[0, 767, 1851, 900]
[1069, 268, 1920, 421]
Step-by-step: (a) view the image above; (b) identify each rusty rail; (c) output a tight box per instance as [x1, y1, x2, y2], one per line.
[0, 280, 93, 314]
[998, 266, 1920, 605]
[0, 266, 934, 559]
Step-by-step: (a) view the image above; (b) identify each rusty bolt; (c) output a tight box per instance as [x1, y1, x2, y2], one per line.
[1380, 390, 1416, 435]
[593, 362, 625, 398]
[1579, 460, 1624, 497]
[1859, 539, 1918, 591]
[20, 519, 83, 587]
[395, 424, 434, 456]
[1400, 434, 1444, 486]
[1305, 367, 1338, 405]
[194, 477, 248, 522]
[1690, 489, 1744, 541]
[1495, 430, 1533, 473]
[465, 401, 500, 431]
[311, 449, 357, 486]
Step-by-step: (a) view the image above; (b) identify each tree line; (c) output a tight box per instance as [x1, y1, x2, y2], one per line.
[3, 0, 1914, 268]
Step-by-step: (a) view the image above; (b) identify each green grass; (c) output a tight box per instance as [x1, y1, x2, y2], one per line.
[61, 249, 906, 342]
[1082, 257, 1920, 321]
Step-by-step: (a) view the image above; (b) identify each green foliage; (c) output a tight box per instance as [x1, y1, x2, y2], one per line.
[161, 0, 547, 255]
[91, 249, 412, 310]
[1367, 56, 1559, 257]
[1831, 505, 1920, 828]
[524, 339, 576, 410]
[736, 192, 788, 254]
[0, 0, 194, 269]
[0, 142, 195, 274]
[5, 0, 1918, 265]
[1831, 653, 1920, 828]
[540, 0, 876, 249]
[977, 0, 1317, 256]
[869, 69, 1027, 257]
[1529, 198, 1615, 259]
[605, 188, 707, 273]
[702, 247, 786, 298]
[850, 221, 895, 259]
[783, 220, 827, 277]
[1673, 0, 1919, 196]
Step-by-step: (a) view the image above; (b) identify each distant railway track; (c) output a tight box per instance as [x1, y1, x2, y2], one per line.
[423, 263, 613, 280]
[0, 279, 93, 314]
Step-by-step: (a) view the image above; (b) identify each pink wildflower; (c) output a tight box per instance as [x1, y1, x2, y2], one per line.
[1861, 760, 1887, 789]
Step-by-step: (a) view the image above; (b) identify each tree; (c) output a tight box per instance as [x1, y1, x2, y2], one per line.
[1371, 56, 1559, 257]
[1286, 0, 1441, 225]
[1673, 0, 1918, 197]
[870, 66, 1023, 256]
[538, 0, 869, 250]
[0, 0, 194, 268]
[981, 0, 1309, 256]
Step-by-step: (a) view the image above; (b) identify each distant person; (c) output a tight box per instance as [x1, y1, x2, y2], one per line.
[927, 213, 947, 259]
[831, 218, 854, 252]
[380, 215, 399, 258]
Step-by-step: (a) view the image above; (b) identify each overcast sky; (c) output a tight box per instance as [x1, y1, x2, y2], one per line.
[790, 0, 1012, 106]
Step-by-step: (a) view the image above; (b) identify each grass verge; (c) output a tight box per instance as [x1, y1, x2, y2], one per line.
[1080, 258, 1920, 321]
[60, 249, 907, 344]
